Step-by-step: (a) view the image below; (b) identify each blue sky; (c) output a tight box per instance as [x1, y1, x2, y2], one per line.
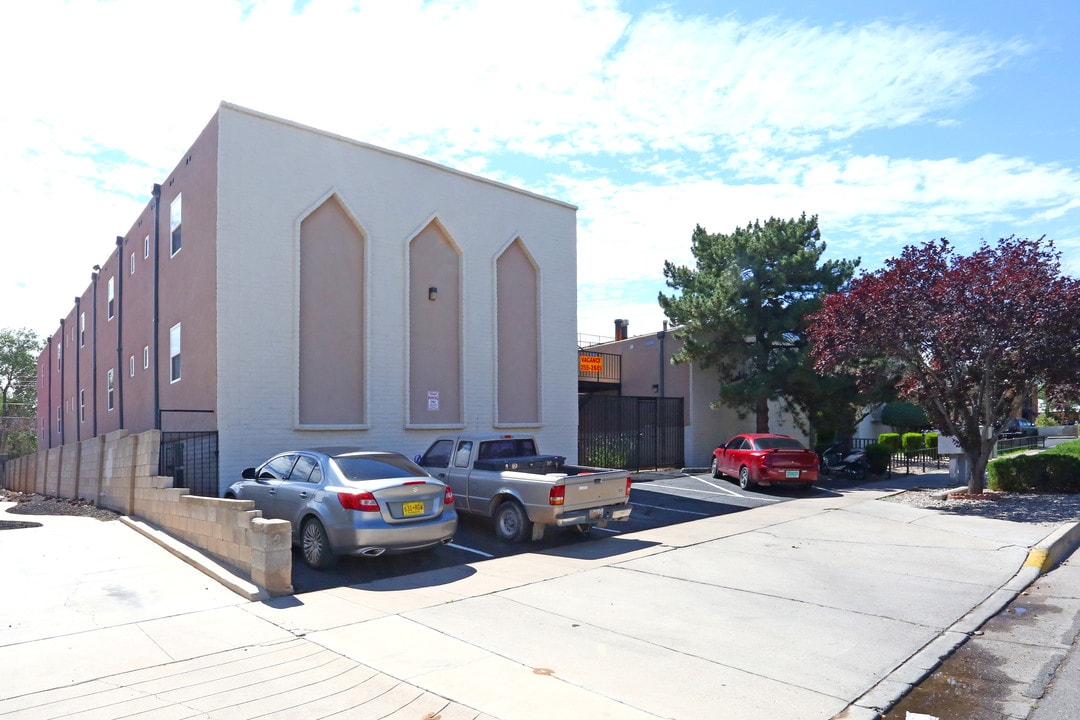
[2, 0, 1077, 342]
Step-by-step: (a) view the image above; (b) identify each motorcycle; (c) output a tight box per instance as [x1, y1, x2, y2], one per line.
[819, 443, 868, 481]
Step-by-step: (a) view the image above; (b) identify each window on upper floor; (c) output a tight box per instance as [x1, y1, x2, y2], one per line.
[144, 234, 150, 259]
[170, 194, 182, 256]
[79, 312, 85, 347]
[130, 251, 135, 275]
[79, 389, 85, 423]
[170, 323, 181, 383]
[143, 345, 149, 370]
[129, 354, 135, 377]
[107, 277, 115, 319]
[107, 369, 115, 411]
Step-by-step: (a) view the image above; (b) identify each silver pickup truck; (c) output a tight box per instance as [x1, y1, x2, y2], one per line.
[417, 433, 633, 542]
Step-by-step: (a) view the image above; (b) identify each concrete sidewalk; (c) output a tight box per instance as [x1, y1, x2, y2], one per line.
[2, 475, 1079, 720]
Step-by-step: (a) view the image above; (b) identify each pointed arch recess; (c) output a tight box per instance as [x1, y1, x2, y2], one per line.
[408, 219, 462, 426]
[298, 193, 366, 426]
[496, 237, 540, 425]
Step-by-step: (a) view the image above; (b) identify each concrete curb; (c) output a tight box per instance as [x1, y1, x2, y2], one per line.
[844, 518, 1080, 719]
[120, 516, 269, 602]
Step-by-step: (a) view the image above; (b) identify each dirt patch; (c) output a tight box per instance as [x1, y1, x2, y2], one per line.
[0, 489, 120, 524]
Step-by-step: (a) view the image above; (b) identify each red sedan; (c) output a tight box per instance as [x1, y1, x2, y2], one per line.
[711, 434, 819, 490]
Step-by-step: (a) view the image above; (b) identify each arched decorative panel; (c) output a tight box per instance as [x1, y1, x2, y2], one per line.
[496, 239, 539, 424]
[298, 195, 365, 425]
[409, 221, 462, 425]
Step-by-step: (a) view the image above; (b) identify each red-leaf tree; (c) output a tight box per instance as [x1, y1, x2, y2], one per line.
[809, 236, 1080, 493]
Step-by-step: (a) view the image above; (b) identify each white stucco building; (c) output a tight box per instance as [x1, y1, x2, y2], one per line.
[37, 103, 579, 494]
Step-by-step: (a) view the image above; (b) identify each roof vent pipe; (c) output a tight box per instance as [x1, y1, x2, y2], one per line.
[614, 319, 628, 341]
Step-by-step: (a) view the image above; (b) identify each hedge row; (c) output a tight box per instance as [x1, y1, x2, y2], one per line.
[876, 432, 940, 455]
[988, 438, 1080, 493]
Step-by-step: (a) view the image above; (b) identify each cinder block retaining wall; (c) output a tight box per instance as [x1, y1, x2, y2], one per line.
[1, 430, 292, 596]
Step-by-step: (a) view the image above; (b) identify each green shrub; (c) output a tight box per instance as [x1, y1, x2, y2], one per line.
[1046, 438, 1080, 459]
[988, 448, 1080, 493]
[901, 432, 924, 454]
[864, 443, 891, 474]
[877, 433, 901, 453]
[924, 432, 939, 458]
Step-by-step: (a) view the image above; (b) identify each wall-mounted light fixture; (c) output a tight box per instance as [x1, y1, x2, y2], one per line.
[93, 264, 101, 271]
[428, 286, 438, 301]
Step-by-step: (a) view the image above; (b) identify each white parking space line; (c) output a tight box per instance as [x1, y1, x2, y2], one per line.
[447, 543, 494, 558]
[630, 502, 713, 517]
[647, 482, 738, 497]
[690, 475, 744, 495]
[645, 481, 783, 504]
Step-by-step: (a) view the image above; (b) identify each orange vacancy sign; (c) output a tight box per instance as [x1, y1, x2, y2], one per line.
[579, 355, 603, 373]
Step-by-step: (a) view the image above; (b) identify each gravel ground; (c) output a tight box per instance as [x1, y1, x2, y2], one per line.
[881, 487, 1080, 527]
[0, 489, 120, 528]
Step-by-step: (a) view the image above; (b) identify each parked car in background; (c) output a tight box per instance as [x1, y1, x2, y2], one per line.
[999, 417, 1038, 439]
[225, 448, 456, 569]
[711, 434, 819, 491]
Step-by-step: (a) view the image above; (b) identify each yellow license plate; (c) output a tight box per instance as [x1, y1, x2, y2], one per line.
[402, 501, 425, 517]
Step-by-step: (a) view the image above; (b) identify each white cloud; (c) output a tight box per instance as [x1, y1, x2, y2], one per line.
[0, 0, 1075, 343]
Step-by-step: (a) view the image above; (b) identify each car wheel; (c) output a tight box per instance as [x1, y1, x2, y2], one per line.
[494, 500, 531, 543]
[224, 492, 236, 500]
[738, 466, 755, 491]
[301, 518, 334, 569]
[710, 457, 720, 479]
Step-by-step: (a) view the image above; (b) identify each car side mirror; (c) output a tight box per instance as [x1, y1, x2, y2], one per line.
[414, 454, 422, 463]
[242, 467, 257, 480]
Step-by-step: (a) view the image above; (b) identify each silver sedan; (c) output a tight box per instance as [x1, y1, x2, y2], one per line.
[226, 448, 457, 569]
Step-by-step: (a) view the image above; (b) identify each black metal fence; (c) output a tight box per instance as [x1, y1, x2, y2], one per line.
[996, 435, 1046, 453]
[850, 434, 1047, 476]
[886, 449, 948, 474]
[578, 395, 684, 471]
[159, 431, 219, 497]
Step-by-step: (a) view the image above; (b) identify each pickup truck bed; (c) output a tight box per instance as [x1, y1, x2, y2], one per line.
[418, 435, 633, 542]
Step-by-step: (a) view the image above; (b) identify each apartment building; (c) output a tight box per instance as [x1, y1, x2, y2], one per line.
[37, 102, 579, 495]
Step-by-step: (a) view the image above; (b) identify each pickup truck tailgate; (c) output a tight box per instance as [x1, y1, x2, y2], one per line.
[560, 472, 629, 509]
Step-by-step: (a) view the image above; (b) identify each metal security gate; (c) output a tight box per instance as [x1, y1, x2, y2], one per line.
[578, 395, 684, 471]
[159, 431, 219, 497]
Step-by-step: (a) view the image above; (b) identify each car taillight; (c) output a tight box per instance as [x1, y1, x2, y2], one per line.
[625, 477, 632, 496]
[444, 485, 454, 504]
[549, 485, 565, 506]
[337, 490, 380, 512]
